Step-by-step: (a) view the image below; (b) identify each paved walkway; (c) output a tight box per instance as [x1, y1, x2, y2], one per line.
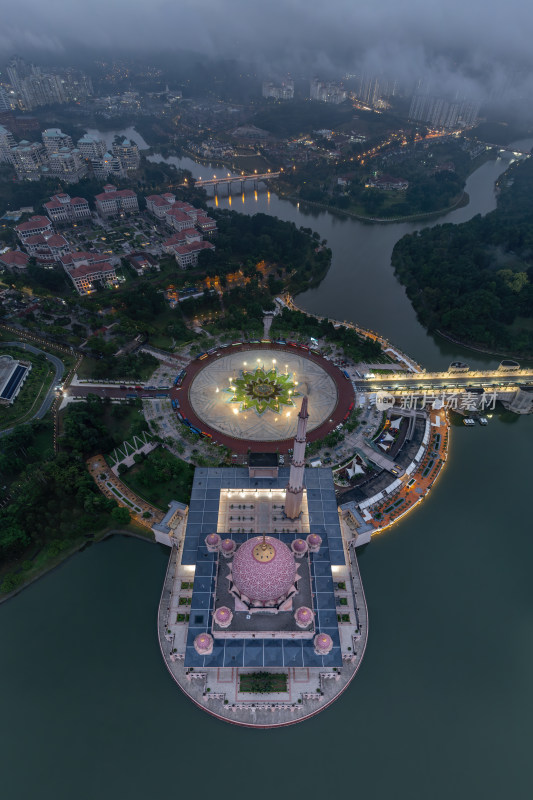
[87, 455, 164, 528]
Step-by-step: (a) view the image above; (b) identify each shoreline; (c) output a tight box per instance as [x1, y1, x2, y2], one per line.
[0, 528, 155, 605]
[275, 190, 470, 225]
[435, 329, 533, 364]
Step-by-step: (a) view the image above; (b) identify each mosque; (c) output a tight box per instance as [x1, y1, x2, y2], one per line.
[155, 394, 368, 726]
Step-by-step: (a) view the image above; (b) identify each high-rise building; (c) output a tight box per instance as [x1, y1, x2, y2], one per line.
[77, 134, 106, 160]
[409, 93, 480, 130]
[111, 138, 140, 171]
[262, 78, 294, 100]
[10, 140, 47, 180]
[6, 57, 92, 111]
[42, 128, 74, 155]
[0, 124, 16, 164]
[310, 78, 347, 104]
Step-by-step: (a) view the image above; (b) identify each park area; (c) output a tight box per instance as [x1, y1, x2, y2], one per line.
[119, 447, 194, 510]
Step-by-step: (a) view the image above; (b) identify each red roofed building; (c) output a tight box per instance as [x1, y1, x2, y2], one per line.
[95, 185, 139, 217]
[163, 229, 202, 253]
[63, 259, 118, 295]
[164, 207, 195, 231]
[61, 251, 112, 270]
[44, 193, 91, 224]
[23, 233, 70, 264]
[196, 214, 217, 235]
[145, 194, 172, 218]
[15, 215, 53, 243]
[0, 251, 29, 270]
[173, 240, 215, 269]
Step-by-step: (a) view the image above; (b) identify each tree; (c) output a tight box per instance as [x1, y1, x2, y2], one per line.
[111, 506, 131, 525]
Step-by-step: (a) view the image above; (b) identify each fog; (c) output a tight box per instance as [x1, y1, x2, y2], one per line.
[1, 0, 531, 108]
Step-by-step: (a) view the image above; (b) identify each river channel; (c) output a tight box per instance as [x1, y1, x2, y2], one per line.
[0, 129, 531, 800]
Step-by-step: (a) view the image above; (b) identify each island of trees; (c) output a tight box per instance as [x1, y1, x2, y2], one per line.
[391, 156, 533, 356]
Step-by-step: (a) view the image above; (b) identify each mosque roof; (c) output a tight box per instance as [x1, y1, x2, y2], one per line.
[231, 536, 296, 603]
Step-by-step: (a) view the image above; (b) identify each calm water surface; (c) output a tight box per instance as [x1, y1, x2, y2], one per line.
[1, 130, 532, 800]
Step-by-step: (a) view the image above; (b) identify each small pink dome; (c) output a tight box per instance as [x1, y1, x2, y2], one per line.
[205, 533, 220, 548]
[231, 536, 297, 604]
[295, 606, 313, 627]
[221, 538, 236, 552]
[194, 633, 213, 654]
[292, 538, 308, 553]
[307, 534, 322, 546]
[314, 633, 333, 654]
[214, 606, 233, 626]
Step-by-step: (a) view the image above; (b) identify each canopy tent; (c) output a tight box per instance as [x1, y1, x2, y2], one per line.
[389, 417, 402, 430]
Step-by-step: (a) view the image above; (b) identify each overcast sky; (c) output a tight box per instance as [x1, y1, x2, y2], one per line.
[1, 0, 531, 104]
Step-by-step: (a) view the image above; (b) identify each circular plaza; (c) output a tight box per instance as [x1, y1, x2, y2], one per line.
[173, 343, 354, 453]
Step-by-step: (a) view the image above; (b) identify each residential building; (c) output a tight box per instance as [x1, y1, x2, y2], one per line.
[173, 240, 215, 269]
[0, 123, 16, 163]
[112, 138, 140, 171]
[95, 185, 139, 217]
[15, 215, 53, 243]
[44, 193, 91, 224]
[262, 79, 294, 100]
[310, 78, 347, 104]
[91, 152, 124, 179]
[66, 261, 118, 295]
[10, 140, 47, 180]
[77, 134, 106, 160]
[42, 128, 74, 155]
[163, 229, 202, 254]
[0, 87, 14, 113]
[48, 149, 87, 182]
[23, 233, 70, 265]
[0, 250, 29, 270]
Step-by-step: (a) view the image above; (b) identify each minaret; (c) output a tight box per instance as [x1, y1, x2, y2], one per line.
[284, 396, 309, 519]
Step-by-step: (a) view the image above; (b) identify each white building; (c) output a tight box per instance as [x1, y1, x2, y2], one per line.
[95, 185, 139, 217]
[44, 193, 91, 224]
[15, 215, 53, 243]
[0, 124, 16, 163]
[77, 134, 106, 160]
[112, 138, 140, 171]
[173, 240, 215, 268]
[42, 128, 74, 155]
[10, 141, 47, 180]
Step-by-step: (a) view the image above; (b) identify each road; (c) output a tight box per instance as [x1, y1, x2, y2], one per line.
[0, 342, 64, 438]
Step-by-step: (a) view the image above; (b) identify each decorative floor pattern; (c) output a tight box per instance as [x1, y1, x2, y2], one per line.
[189, 350, 338, 441]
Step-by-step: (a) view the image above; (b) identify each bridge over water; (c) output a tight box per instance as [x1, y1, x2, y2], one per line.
[195, 171, 281, 193]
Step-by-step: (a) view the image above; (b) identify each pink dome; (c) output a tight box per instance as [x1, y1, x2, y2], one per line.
[194, 633, 213, 654]
[205, 533, 220, 546]
[231, 536, 297, 603]
[221, 538, 236, 552]
[307, 534, 322, 546]
[214, 606, 233, 627]
[292, 538, 308, 553]
[295, 606, 313, 627]
[314, 633, 333, 654]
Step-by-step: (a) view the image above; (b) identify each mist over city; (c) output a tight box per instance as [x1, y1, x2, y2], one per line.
[1, 0, 533, 796]
[1, 0, 532, 112]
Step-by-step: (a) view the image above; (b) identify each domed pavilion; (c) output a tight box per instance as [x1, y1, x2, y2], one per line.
[228, 535, 300, 613]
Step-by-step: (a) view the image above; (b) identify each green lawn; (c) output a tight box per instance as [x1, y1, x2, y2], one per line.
[120, 448, 194, 510]
[239, 672, 288, 693]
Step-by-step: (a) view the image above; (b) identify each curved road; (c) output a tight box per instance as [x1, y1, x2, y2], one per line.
[0, 342, 64, 438]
